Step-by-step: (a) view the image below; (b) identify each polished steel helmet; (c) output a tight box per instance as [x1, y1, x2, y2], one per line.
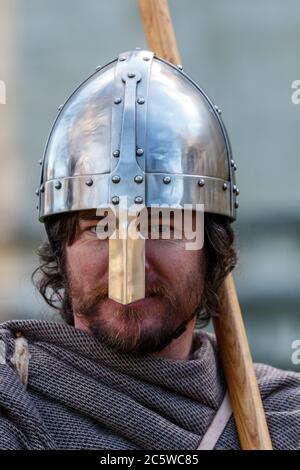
[37, 49, 239, 305]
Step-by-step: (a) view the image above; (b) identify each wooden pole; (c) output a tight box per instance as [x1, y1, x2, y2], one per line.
[137, 0, 273, 450]
[138, 0, 180, 64]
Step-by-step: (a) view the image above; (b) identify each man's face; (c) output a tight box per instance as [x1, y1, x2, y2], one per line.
[65, 209, 206, 355]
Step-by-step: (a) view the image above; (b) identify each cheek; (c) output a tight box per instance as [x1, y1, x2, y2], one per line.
[146, 240, 205, 283]
[65, 240, 109, 285]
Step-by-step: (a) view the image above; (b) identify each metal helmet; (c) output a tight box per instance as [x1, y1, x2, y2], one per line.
[37, 49, 238, 306]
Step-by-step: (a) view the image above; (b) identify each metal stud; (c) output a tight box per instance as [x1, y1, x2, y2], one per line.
[85, 177, 93, 187]
[163, 176, 171, 184]
[55, 180, 62, 190]
[136, 148, 144, 156]
[177, 64, 183, 70]
[234, 201, 239, 209]
[233, 163, 237, 171]
[214, 105, 222, 115]
[95, 65, 102, 71]
[111, 196, 120, 205]
[35, 188, 39, 196]
[230, 159, 235, 167]
[40, 184, 45, 193]
[39, 158, 43, 165]
[114, 97, 122, 105]
[198, 178, 205, 187]
[112, 175, 121, 184]
[223, 182, 228, 190]
[36, 205, 39, 210]
[233, 185, 240, 196]
[119, 56, 127, 62]
[58, 104, 63, 112]
[137, 97, 145, 105]
[143, 56, 150, 61]
[134, 175, 143, 184]
[113, 149, 120, 158]
[127, 72, 136, 78]
[134, 196, 143, 204]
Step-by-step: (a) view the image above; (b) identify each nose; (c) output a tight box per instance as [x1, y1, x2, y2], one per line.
[145, 239, 158, 275]
[145, 255, 150, 273]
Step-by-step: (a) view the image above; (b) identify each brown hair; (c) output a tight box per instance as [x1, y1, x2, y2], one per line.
[31, 212, 237, 328]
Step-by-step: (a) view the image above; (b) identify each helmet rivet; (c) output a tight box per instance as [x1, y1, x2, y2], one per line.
[95, 65, 102, 71]
[177, 64, 183, 70]
[143, 56, 150, 61]
[223, 182, 228, 190]
[113, 149, 120, 158]
[127, 72, 136, 78]
[36, 205, 39, 210]
[114, 97, 122, 104]
[236, 188, 240, 196]
[85, 178, 93, 186]
[136, 148, 144, 156]
[134, 196, 143, 204]
[137, 97, 145, 105]
[134, 175, 143, 184]
[119, 56, 127, 61]
[40, 184, 45, 193]
[35, 188, 39, 196]
[233, 184, 237, 193]
[234, 201, 239, 209]
[163, 176, 171, 184]
[55, 180, 62, 190]
[233, 163, 237, 171]
[198, 178, 205, 187]
[58, 104, 63, 112]
[214, 105, 222, 115]
[230, 159, 235, 167]
[111, 196, 120, 205]
[39, 158, 43, 165]
[112, 175, 121, 184]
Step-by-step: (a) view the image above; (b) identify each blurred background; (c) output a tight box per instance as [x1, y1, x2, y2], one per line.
[0, 0, 299, 370]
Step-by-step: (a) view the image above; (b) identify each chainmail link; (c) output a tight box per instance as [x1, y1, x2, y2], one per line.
[0, 319, 299, 450]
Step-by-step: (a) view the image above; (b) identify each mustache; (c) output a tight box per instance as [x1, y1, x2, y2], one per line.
[75, 278, 177, 314]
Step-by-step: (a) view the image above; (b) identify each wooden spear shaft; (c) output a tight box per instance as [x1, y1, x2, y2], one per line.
[137, 0, 272, 450]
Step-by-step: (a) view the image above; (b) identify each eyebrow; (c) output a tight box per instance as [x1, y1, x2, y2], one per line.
[79, 214, 106, 222]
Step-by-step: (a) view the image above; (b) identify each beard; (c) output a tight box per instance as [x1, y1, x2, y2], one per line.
[65, 269, 204, 356]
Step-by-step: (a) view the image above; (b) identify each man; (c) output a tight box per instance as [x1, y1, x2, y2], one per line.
[0, 50, 299, 450]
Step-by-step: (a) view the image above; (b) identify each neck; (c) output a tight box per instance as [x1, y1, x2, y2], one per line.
[150, 316, 196, 361]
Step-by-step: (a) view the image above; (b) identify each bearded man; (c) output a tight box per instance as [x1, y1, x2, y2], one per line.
[0, 50, 299, 450]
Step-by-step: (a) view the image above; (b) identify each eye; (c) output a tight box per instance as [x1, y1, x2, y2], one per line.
[88, 225, 98, 234]
[149, 224, 172, 239]
[87, 224, 111, 237]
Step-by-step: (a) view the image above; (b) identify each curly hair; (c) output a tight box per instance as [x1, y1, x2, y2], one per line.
[31, 212, 238, 328]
